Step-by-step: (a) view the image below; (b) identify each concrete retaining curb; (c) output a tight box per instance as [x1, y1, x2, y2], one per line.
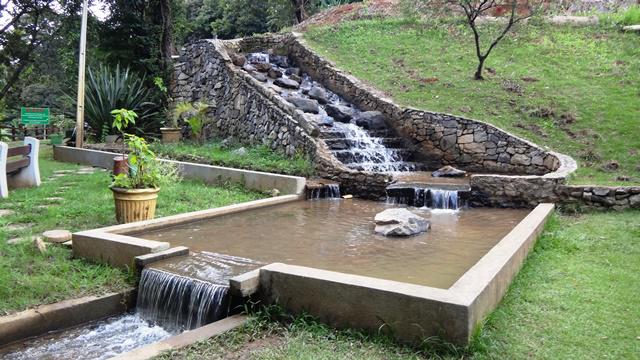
[0, 289, 136, 347]
[53, 145, 306, 196]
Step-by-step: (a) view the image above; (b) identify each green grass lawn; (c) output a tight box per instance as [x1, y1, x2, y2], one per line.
[157, 210, 640, 359]
[304, 19, 640, 185]
[151, 141, 314, 177]
[0, 146, 265, 315]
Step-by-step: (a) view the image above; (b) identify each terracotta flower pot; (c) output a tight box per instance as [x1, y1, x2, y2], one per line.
[113, 156, 129, 176]
[160, 127, 182, 144]
[111, 187, 160, 224]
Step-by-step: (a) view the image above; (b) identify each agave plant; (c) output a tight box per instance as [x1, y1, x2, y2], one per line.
[81, 64, 160, 140]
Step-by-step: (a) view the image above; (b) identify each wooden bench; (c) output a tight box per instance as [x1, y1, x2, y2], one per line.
[0, 137, 41, 198]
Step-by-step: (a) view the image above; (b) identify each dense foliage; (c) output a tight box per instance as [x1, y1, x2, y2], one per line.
[0, 0, 361, 137]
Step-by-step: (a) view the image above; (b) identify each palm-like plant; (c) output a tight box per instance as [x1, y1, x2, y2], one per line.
[174, 102, 211, 144]
[82, 64, 160, 140]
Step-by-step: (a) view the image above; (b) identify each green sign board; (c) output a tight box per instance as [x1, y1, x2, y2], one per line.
[21, 107, 50, 125]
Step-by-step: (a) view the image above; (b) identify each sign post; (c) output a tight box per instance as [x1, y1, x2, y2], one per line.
[21, 107, 50, 125]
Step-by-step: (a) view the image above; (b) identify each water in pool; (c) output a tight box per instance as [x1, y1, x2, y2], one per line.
[138, 199, 529, 289]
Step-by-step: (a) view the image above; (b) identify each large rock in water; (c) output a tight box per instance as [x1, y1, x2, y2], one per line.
[431, 165, 466, 177]
[307, 86, 330, 104]
[355, 111, 386, 130]
[287, 96, 319, 114]
[374, 208, 430, 237]
[325, 104, 355, 123]
[274, 78, 300, 89]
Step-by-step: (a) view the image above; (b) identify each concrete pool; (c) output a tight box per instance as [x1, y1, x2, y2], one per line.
[70, 196, 554, 345]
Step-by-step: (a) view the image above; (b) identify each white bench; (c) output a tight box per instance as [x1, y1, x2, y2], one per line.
[0, 137, 41, 198]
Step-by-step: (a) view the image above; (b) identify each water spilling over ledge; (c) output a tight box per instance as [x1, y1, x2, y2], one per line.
[137, 268, 230, 332]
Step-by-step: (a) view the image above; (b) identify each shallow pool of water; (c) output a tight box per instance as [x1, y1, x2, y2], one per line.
[138, 199, 529, 289]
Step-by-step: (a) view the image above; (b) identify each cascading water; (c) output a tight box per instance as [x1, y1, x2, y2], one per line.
[308, 183, 341, 199]
[385, 187, 464, 210]
[244, 52, 419, 173]
[430, 189, 460, 210]
[136, 268, 229, 332]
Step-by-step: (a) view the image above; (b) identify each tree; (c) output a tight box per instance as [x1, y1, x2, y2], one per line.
[438, 0, 543, 80]
[0, 0, 60, 102]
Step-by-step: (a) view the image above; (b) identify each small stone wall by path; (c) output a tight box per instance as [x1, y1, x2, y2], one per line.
[172, 33, 639, 210]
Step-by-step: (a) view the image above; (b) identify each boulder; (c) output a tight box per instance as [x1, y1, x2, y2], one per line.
[250, 72, 268, 82]
[374, 208, 430, 237]
[287, 96, 319, 114]
[242, 64, 256, 72]
[254, 63, 272, 72]
[268, 68, 283, 79]
[232, 147, 247, 156]
[274, 78, 300, 89]
[354, 111, 386, 130]
[285, 67, 301, 76]
[325, 104, 355, 123]
[289, 74, 302, 83]
[270, 55, 289, 68]
[317, 116, 334, 127]
[231, 54, 246, 67]
[431, 165, 466, 178]
[307, 86, 330, 104]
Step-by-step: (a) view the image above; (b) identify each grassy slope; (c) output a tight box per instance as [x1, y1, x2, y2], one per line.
[304, 19, 640, 185]
[151, 141, 314, 177]
[157, 211, 640, 359]
[0, 146, 265, 314]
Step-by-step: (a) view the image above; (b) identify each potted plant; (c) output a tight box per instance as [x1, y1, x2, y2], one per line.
[174, 102, 211, 144]
[110, 133, 179, 223]
[160, 111, 182, 143]
[110, 108, 137, 175]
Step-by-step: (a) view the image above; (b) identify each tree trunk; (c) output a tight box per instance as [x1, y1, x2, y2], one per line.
[291, 0, 308, 24]
[474, 56, 486, 80]
[159, 0, 174, 71]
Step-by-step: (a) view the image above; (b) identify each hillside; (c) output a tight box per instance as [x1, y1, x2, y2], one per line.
[301, 4, 640, 185]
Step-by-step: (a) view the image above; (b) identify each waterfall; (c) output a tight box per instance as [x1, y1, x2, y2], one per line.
[136, 268, 229, 332]
[307, 183, 341, 199]
[385, 187, 464, 210]
[429, 189, 460, 210]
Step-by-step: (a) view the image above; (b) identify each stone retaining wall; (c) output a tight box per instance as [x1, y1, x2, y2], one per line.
[173, 38, 394, 200]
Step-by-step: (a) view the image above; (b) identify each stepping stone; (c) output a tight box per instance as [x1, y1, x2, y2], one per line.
[62, 240, 73, 249]
[0, 209, 15, 217]
[44, 197, 64, 202]
[6, 223, 33, 232]
[36, 205, 52, 210]
[53, 173, 68, 178]
[7, 235, 38, 245]
[53, 170, 75, 174]
[42, 229, 72, 244]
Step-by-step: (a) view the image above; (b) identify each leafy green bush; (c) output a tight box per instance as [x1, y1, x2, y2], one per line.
[618, 5, 640, 25]
[112, 134, 180, 189]
[83, 64, 160, 141]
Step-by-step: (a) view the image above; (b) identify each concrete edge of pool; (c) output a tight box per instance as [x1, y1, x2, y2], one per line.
[72, 195, 301, 267]
[71, 201, 554, 346]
